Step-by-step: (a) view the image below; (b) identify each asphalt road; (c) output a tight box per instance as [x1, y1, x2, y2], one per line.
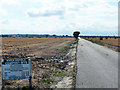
[76, 38, 118, 88]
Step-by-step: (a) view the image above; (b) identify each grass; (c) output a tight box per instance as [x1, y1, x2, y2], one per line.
[54, 70, 68, 77]
[118, 47, 120, 52]
[42, 78, 54, 84]
[59, 47, 68, 57]
[87, 39, 120, 52]
[22, 85, 29, 89]
[88, 39, 105, 46]
[11, 86, 17, 89]
[58, 41, 74, 57]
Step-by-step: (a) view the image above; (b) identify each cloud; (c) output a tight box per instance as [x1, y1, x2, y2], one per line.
[25, 1, 88, 18]
[0, 8, 7, 16]
[26, 8, 65, 17]
[0, 19, 8, 24]
[0, 0, 118, 35]
[69, 4, 88, 11]
[0, 0, 21, 6]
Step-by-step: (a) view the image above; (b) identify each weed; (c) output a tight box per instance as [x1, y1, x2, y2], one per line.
[42, 78, 54, 84]
[54, 70, 68, 77]
[72, 71, 76, 77]
[88, 40, 105, 46]
[118, 47, 120, 52]
[58, 42, 71, 57]
[59, 50, 68, 57]
[87, 39, 120, 52]
[22, 85, 28, 89]
[12, 86, 17, 89]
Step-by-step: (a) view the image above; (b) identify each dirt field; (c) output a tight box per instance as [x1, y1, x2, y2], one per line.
[2, 37, 74, 59]
[84, 37, 119, 47]
[1, 37, 76, 89]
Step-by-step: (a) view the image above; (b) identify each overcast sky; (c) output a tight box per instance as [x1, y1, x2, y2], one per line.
[0, 0, 118, 36]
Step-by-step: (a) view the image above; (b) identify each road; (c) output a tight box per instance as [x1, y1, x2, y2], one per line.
[76, 38, 118, 88]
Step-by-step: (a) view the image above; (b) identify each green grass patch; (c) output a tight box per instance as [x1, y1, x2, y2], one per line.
[54, 70, 68, 77]
[42, 78, 54, 84]
[22, 85, 29, 88]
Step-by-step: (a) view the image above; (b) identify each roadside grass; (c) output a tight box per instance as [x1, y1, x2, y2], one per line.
[118, 47, 120, 52]
[11, 86, 17, 89]
[10, 85, 40, 90]
[88, 39, 105, 46]
[87, 39, 120, 52]
[54, 70, 68, 77]
[22, 85, 28, 88]
[58, 41, 74, 57]
[59, 47, 68, 57]
[42, 78, 54, 84]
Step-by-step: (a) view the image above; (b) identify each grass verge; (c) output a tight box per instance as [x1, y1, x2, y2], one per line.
[54, 70, 68, 77]
[58, 41, 74, 57]
[87, 39, 120, 52]
[42, 78, 54, 84]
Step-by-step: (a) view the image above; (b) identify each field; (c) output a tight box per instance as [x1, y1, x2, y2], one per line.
[2, 37, 74, 59]
[83, 37, 120, 51]
[84, 37, 119, 46]
[1, 37, 76, 89]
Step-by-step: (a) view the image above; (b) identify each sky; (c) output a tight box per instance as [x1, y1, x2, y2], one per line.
[0, 0, 119, 36]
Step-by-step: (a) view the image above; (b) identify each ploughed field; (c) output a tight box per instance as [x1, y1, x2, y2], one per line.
[84, 37, 119, 47]
[1, 37, 75, 89]
[2, 37, 74, 59]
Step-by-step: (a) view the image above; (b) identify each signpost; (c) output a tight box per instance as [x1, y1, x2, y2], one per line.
[1, 57, 32, 89]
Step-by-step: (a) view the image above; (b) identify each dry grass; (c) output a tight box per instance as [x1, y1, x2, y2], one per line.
[85, 37, 119, 47]
[84, 37, 120, 52]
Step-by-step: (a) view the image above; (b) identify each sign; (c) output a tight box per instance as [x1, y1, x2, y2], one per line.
[1, 58, 32, 80]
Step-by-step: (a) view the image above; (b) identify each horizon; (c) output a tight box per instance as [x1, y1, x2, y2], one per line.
[0, 0, 118, 36]
[1, 33, 119, 37]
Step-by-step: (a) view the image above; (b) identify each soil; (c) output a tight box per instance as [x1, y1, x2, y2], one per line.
[1, 37, 76, 89]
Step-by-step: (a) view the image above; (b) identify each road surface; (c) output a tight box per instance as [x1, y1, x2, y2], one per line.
[76, 38, 118, 88]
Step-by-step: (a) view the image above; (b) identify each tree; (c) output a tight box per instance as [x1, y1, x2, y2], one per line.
[73, 31, 80, 39]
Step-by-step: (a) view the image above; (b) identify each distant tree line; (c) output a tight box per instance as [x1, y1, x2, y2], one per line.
[80, 36, 120, 40]
[1, 34, 119, 39]
[0, 34, 72, 38]
[80, 36, 120, 38]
